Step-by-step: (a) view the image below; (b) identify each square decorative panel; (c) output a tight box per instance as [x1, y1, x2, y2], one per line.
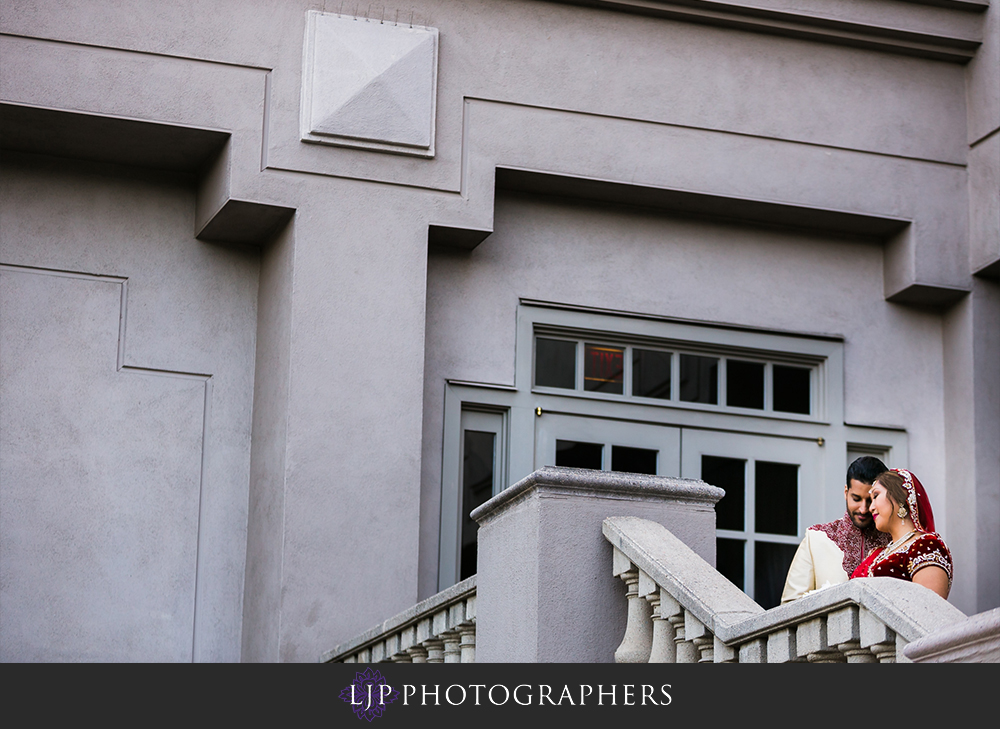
[301, 11, 438, 156]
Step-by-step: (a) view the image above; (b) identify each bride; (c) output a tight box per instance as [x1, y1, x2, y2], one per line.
[850, 469, 952, 599]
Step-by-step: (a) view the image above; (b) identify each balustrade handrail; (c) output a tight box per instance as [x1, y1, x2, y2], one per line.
[321, 515, 977, 663]
[320, 575, 477, 663]
[604, 515, 969, 663]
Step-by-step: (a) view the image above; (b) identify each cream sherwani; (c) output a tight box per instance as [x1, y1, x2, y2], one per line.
[780, 529, 850, 604]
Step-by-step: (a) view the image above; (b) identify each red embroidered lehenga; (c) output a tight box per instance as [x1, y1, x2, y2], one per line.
[850, 469, 953, 589]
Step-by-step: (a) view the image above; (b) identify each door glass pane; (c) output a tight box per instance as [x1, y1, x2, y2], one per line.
[754, 461, 798, 536]
[726, 359, 764, 410]
[716, 538, 744, 590]
[611, 445, 657, 475]
[773, 365, 810, 414]
[702, 455, 745, 530]
[584, 343, 624, 394]
[535, 338, 576, 389]
[632, 349, 671, 399]
[680, 354, 718, 404]
[755, 542, 799, 610]
[556, 439, 603, 470]
[461, 430, 495, 580]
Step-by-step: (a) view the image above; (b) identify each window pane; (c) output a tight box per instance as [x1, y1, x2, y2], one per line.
[755, 461, 798, 536]
[611, 445, 657, 475]
[584, 343, 624, 394]
[680, 354, 718, 404]
[755, 542, 799, 610]
[702, 455, 745, 531]
[632, 349, 671, 399]
[556, 440, 603, 470]
[726, 359, 764, 410]
[535, 338, 576, 389]
[461, 430, 495, 580]
[716, 538, 744, 591]
[773, 365, 810, 414]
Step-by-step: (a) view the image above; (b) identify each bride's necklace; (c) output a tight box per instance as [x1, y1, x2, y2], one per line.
[867, 528, 918, 574]
[883, 529, 918, 556]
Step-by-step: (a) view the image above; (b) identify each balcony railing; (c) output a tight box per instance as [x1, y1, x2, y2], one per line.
[605, 515, 969, 663]
[321, 576, 476, 663]
[321, 468, 995, 664]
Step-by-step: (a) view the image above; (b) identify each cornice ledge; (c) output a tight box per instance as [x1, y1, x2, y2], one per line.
[548, 0, 986, 63]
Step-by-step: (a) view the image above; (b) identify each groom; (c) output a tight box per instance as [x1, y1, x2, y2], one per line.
[780, 455, 891, 603]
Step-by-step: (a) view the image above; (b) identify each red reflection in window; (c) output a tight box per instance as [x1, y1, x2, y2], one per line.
[585, 344, 624, 394]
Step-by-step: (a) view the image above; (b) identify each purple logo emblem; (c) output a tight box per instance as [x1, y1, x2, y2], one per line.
[339, 667, 400, 721]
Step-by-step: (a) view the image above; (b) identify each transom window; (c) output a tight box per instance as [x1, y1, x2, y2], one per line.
[534, 334, 813, 416]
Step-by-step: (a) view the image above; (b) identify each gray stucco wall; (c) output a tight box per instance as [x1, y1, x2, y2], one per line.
[1, 0, 996, 659]
[0, 154, 259, 661]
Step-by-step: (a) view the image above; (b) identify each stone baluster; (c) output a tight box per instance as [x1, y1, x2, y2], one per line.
[665, 601, 697, 663]
[860, 607, 896, 663]
[656, 592, 682, 660]
[406, 645, 429, 663]
[424, 638, 445, 663]
[443, 599, 468, 663]
[685, 611, 714, 663]
[767, 627, 797, 664]
[412, 615, 438, 663]
[713, 636, 737, 663]
[827, 605, 875, 663]
[651, 592, 679, 663]
[836, 643, 872, 663]
[613, 548, 652, 663]
[459, 594, 476, 663]
[737, 638, 767, 664]
[441, 630, 462, 663]
[459, 624, 476, 663]
[397, 625, 417, 662]
[639, 572, 675, 663]
[615, 568, 653, 662]
[868, 642, 896, 663]
[382, 633, 403, 662]
[797, 616, 846, 663]
[429, 608, 451, 661]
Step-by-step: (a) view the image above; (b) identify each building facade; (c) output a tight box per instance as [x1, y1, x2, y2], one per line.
[1, 0, 998, 662]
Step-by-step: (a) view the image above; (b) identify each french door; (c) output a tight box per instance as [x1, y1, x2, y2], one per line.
[680, 430, 822, 609]
[533, 414, 821, 609]
[534, 412, 680, 477]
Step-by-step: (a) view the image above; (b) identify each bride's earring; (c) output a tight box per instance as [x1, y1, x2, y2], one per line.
[897, 505, 907, 520]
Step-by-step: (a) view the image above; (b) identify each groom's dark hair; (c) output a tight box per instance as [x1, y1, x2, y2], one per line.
[846, 455, 888, 486]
